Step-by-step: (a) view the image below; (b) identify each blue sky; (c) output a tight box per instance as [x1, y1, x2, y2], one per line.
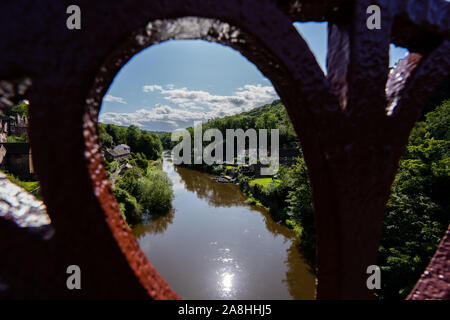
[100, 22, 408, 132]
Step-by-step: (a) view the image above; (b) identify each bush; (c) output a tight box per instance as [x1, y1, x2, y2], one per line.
[109, 161, 119, 173]
[149, 158, 163, 170]
[135, 158, 148, 171]
[116, 166, 144, 198]
[211, 165, 224, 175]
[113, 187, 142, 224]
[7, 132, 27, 142]
[103, 159, 111, 172]
[224, 166, 237, 176]
[137, 168, 173, 215]
[6, 102, 28, 117]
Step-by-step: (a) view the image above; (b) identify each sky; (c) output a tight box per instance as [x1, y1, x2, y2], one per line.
[99, 22, 409, 132]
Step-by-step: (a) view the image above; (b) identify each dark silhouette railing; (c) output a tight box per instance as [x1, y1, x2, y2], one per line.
[0, 0, 448, 299]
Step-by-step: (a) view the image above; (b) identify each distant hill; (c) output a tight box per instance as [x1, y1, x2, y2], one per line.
[159, 99, 300, 150]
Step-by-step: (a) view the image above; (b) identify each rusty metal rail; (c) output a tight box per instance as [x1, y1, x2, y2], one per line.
[0, 0, 448, 299]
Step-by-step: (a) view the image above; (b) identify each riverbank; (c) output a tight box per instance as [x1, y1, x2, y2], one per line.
[177, 160, 294, 216]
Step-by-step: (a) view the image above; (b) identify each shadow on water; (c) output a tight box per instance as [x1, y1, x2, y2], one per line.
[132, 154, 315, 299]
[134, 209, 175, 239]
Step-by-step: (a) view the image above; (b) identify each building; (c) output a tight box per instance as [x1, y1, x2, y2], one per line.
[115, 144, 130, 153]
[11, 114, 28, 137]
[0, 114, 28, 142]
[105, 145, 131, 162]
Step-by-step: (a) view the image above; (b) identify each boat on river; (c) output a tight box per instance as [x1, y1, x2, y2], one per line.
[211, 175, 236, 183]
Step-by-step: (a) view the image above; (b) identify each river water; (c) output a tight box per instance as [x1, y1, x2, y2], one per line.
[133, 154, 316, 299]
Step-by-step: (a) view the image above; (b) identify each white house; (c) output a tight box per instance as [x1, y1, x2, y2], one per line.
[115, 144, 130, 152]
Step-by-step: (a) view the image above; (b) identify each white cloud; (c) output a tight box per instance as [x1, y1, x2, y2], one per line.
[142, 85, 163, 92]
[100, 84, 278, 131]
[100, 105, 208, 131]
[103, 94, 127, 104]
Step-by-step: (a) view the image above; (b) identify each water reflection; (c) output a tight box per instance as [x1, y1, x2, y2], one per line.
[133, 154, 316, 299]
[284, 239, 316, 300]
[219, 272, 234, 298]
[175, 165, 247, 207]
[134, 209, 175, 239]
[211, 246, 242, 299]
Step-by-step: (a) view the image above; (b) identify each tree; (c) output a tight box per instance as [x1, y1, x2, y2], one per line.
[138, 132, 162, 160]
[105, 123, 127, 145]
[285, 157, 316, 263]
[424, 99, 450, 141]
[114, 187, 142, 224]
[374, 99, 450, 299]
[98, 123, 113, 148]
[126, 125, 141, 151]
[378, 140, 450, 299]
[137, 169, 173, 215]
[6, 101, 28, 117]
[116, 166, 144, 198]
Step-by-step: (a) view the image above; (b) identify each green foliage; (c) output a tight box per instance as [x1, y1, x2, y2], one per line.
[6, 101, 28, 117]
[113, 187, 142, 224]
[159, 131, 175, 150]
[249, 178, 280, 188]
[103, 159, 112, 172]
[126, 125, 141, 151]
[376, 109, 450, 299]
[6, 173, 39, 192]
[149, 158, 163, 170]
[424, 99, 450, 141]
[202, 100, 299, 149]
[211, 165, 224, 175]
[251, 98, 449, 296]
[137, 168, 174, 214]
[7, 132, 27, 142]
[138, 132, 162, 160]
[114, 161, 173, 222]
[168, 99, 300, 156]
[275, 100, 450, 298]
[99, 123, 162, 160]
[284, 158, 316, 263]
[109, 161, 119, 173]
[135, 158, 148, 171]
[116, 166, 144, 198]
[244, 195, 262, 206]
[98, 123, 114, 148]
[104, 123, 127, 145]
[255, 112, 278, 130]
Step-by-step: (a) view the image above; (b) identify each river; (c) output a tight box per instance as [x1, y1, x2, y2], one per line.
[133, 154, 316, 299]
